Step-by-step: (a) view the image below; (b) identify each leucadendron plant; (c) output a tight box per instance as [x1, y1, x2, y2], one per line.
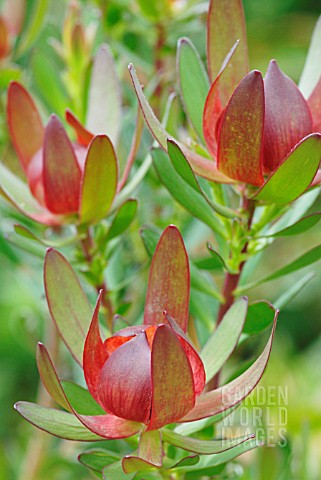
[15, 226, 277, 478]
[129, 0, 321, 325]
[0, 42, 144, 326]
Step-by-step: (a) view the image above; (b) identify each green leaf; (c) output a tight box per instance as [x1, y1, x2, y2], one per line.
[79, 135, 118, 225]
[14, 224, 79, 248]
[175, 406, 239, 436]
[167, 139, 240, 219]
[106, 200, 137, 241]
[0, 164, 61, 226]
[274, 272, 315, 310]
[44, 249, 92, 364]
[162, 430, 254, 455]
[32, 50, 68, 117]
[103, 461, 135, 480]
[253, 134, 321, 204]
[261, 212, 321, 238]
[169, 456, 200, 469]
[201, 297, 248, 381]
[0, 67, 21, 89]
[237, 244, 321, 293]
[14, 402, 102, 441]
[86, 45, 121, 146]
[140, 225, 160, 257]
[190, 263, 223, 302]
[299, 16, 321, 98]
[61, 381, 105, 415]
[171, 438, 259, 473]
[16, 0, 49, 56]
[243, 301, 276, 335]
[177, 37, 209, 143]
[152, 148, 225, 236]
[79, 449, 121, 472]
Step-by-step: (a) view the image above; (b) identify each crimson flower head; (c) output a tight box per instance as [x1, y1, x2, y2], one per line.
[83, 226, 205, 429]
[129, 0, 321, 204]
[5, 82, 118, 226]
[15, 225, 276, 474]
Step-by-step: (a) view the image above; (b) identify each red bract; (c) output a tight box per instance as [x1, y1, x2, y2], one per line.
[5, 81, 118, 225]
[204, 57, 320, 187]
[83, 225, 205, 430]
[129, 0, 321, 201]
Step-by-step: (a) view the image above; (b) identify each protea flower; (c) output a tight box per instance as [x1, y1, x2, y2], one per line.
[15, 225, 276, 475]
[4, 81, 117, 226]
[129, 0, 321, 204]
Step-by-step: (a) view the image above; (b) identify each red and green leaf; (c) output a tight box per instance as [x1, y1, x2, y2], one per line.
[217, 70, 264, 186]
[44, 248, 92, 364]
[79, 135, 118, 225]
[207, 0, 249, 90]
[7, 81, 44, 171]
[144, 225, 190, 332]
[263, 60, 313, 172]
[43, 115, 81, 214]
[254, 134, 321, 204]
[148, 325, 195, 430]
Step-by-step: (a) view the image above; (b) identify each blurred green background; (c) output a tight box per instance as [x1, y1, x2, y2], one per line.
[1, 0, 321, 479]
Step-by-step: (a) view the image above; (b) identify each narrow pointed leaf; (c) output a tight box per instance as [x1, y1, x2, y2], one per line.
[238, 244, 321, 293]
[207, 0, 249, 87]
[149, 325, 195, 430]
[14, 224, 79, 247]
[14, 402, 103, 441]
[263, 60, 313, 172]
[254, 134, 321, 204]
[138, 431, 163, 467]
[43, 115, 81, 214]
[175, 405, 239, 436]
[217, 71, 264, 186]
[44, 248, 92, 364]
[7, 81, 44, 171]
[162, 430, 254, 455]
[32, 50, 67, 118]
[83, 291, 113, 408]
[66, 109, 94, 147]
[274, 272, 314, 309]
[16, 0, 48, 56]
[177, 37, 209, 142]
[299, 16, 321, 98]
[0, 165, 61, 225]
[262, 212, 321, 238]
[171, 438, 259, 473]
[61, 381, 105, 415]
[103, 461, 135, 480]
[144, 225, 190, 332]
[152, 148, 225, 236]
[203, 40, 239, 158]
[201, 297, 248, 381]
[79, 135, 118, 224]
[181, 315, 277, 421]
[243, 301, 276, 335]
[167, 139, 239, 219]
[128, 63, 232, 183]
[86, 44, 121, 145]
[37, 342, 71, 411]
[122, 456, 158, 474]
[105, 199, 137, 241]
[78, 449, 121, 472]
